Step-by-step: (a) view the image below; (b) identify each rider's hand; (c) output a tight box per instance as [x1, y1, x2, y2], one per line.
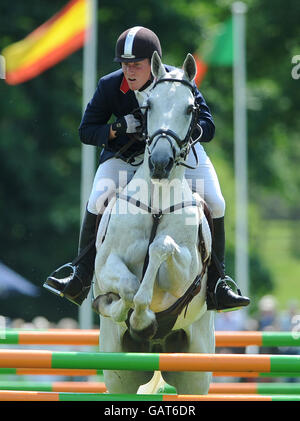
[111, 114, 142, 136]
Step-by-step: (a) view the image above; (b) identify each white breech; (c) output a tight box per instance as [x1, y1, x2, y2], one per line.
[87, 143, 225, 219]
[184, 143, 225, 218]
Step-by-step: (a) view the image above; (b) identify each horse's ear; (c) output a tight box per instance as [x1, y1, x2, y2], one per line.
[151, 51, 166, 79]
[183, 53, 197, 82]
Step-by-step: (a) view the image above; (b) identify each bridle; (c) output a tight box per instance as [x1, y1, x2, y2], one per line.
[142, 77, 203, 169]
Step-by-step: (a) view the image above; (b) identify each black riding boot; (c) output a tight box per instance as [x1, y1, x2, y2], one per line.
[43, 209, 97, 306]
[206, 217, 250, 311]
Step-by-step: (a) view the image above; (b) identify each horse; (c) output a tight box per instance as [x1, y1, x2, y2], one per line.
[92, 51, 215, 395]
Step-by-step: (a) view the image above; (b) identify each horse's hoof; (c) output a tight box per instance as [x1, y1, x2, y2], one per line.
[129, 318, 158, 342]
[92, 293, 120, 315]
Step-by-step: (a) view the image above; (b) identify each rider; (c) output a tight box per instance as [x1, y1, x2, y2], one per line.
[44, 26, 250, 312]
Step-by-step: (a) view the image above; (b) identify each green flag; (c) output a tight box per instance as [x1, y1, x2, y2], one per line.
[205, 17, 233, 66]
[195, 18, 233, 85]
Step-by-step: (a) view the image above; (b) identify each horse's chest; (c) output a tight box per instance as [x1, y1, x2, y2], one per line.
[110, 212, 153, 259]
[105, 208, 198, 272]
[156, 213, 198, 244]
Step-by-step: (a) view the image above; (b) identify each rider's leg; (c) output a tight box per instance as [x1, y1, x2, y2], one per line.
[44, 208, 97, 306]
[44, 158, 137, 306]
[206, 216, 250, 311]
[185, 143, 250, 311]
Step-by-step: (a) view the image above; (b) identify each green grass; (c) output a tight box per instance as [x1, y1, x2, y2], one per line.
[256, 219, 300, 311]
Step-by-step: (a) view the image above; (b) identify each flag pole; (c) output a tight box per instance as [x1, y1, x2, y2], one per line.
[232, 2, 249, 303]
[79, 0, 98, 329]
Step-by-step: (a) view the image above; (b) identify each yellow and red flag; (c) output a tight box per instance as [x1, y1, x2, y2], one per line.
[2, 0, 89, 85]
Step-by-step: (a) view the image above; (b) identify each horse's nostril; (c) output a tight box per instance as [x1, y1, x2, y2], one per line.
[148, 156, 154, 171]
[149, 152, 175, 179]
[166, 157, 174, 172]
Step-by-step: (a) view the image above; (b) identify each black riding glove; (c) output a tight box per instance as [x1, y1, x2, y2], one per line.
[111, 114, 142, 136]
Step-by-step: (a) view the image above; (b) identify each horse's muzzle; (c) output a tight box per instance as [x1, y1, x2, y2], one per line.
[149, 156, 174, 180]
[148, 145, 175, 180]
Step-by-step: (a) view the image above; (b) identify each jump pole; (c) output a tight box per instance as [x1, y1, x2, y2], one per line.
[0, 368, 102, 376]
[0, 329, 99, 346]
[1, 330, 300, 347]
[0, 390, 299, 401]
[2, 367, 300, 378]
[0, 350, 300, 373]
[0, 381, 107, 393]
[209, 382, 300, 395]
[216, 331, 300, 347]
[213, 371, 300, 378]
[1, 381, 300, 395]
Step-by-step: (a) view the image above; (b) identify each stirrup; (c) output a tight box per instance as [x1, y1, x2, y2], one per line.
[43, 263, 75, 297]
[214, 276, 242, 296]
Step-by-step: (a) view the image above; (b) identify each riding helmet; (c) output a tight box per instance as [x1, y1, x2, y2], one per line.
[114, 26, 162, 63]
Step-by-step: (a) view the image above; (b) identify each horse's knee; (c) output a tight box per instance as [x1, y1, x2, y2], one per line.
[119, 275, 140, 302]
[149, 235, 179, 260]
[207, 195, 225, 219]
[92, 292, 119, 315]
[93, 293, 130, 322]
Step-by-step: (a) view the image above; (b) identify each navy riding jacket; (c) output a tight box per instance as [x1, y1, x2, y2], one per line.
[79, 65, 215, 164]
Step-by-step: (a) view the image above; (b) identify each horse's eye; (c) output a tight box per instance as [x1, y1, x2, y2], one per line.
[186, 105, 194, 115]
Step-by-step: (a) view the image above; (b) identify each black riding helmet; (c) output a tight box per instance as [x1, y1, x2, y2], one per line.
[114, 26, 162, 63]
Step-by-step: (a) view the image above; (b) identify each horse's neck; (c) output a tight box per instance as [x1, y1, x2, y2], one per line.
[124, 162, 192, 211]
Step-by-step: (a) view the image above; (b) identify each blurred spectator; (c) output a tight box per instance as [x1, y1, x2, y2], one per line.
[279, 299, 300, 332]
[278, 300, 300, 383]
[214, 311, 248, 384]
[257, 295, 280, 331]
[56, 317, 79, 329]
[32, 316, 54, 329]
[215, 309, 247, 332]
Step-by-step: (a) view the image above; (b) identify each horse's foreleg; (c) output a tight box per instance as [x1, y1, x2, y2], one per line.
[157, 244, 193, 295]
[99, 317, 153, 393]
[130, 235, 178, 335]
[162, 311, 215, 395]
[94, 253, 140, 322]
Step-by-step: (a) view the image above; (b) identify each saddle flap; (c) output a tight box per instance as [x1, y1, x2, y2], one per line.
[201, 212, 212, 262]
[193, 193, 211, 262]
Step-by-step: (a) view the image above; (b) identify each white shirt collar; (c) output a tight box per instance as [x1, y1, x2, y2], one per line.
[134, 80, 156, 107]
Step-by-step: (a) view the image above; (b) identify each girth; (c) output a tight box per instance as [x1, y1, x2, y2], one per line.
[117, 193, 210, 339]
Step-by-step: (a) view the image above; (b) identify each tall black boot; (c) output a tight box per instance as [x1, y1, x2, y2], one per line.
[206, 217, 250, 311]
[43, 209, 98, 306]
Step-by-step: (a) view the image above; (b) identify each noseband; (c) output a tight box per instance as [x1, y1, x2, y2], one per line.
[143, 77, 203, 169]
